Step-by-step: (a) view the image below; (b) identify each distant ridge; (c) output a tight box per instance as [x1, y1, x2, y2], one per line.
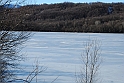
[3, 4, 21, 8]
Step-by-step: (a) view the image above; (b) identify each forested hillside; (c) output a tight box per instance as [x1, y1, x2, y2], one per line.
[0, 2, 124, 33]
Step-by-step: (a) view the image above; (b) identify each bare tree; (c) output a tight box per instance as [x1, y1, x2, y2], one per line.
[0, 0, 26, 5]
[0, 0, 31, 82]
[76, 39, 102, 83]
[0, 1, 56, 83]
[0, 0, 27, 31]
[7, 59, 46, 83]
[0, 31, 31, 83]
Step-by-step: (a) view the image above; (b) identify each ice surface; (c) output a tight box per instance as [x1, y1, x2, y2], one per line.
[19, 32, 124, 83]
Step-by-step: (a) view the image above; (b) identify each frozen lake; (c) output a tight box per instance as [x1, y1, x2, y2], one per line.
[18, 32, 124, 83]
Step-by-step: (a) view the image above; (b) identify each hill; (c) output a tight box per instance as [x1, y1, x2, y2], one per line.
[0, 2, 124, 33]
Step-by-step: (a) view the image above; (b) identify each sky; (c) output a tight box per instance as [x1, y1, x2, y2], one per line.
[26, 0, 124, 4]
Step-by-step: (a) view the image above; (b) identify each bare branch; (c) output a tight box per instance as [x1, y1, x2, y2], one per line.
[77, 39, 102, 83]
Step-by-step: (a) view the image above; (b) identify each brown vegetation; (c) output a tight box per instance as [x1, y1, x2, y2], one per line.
[0, 2, 124, 33]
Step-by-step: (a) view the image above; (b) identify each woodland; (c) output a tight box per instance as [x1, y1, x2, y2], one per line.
[0, 2, 124, 33]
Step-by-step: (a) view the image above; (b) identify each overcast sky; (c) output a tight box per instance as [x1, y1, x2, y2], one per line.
[26, 0, 124, 4]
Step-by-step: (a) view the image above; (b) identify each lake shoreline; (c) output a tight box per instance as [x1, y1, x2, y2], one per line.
[5, 30, 124, 34]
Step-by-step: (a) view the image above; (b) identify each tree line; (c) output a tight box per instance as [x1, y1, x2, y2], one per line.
[0, 2, 124, 33]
